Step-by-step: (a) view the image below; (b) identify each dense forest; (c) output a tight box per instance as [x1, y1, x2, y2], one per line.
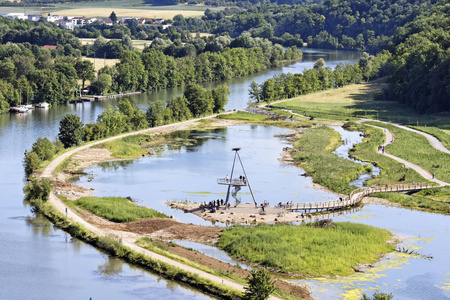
[0, 0, 449, 113]
[383, 2, 450, 112]
[172, 0, 436, 52]
[0, 16, 301, 113]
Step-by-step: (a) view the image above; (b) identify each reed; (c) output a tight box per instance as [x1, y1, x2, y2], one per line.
[218, 222, 394, 276]
[103, 134, 149, 158]
[291, 126, 365, 194]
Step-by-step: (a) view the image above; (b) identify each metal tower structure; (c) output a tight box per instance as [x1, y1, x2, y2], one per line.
[217, 148, 257, 208]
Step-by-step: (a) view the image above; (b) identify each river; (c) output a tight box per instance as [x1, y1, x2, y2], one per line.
[72, 123, 450, 299]
[0, 48, 361, 299]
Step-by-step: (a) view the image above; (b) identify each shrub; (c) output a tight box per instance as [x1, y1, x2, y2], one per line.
[31, 137, 54, 161]
[244, 268, 275, 300]
[24, 151, 41, 176]
[23, 178, 53, 202]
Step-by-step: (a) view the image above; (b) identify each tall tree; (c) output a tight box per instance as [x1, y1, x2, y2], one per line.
[109, 11, 118, 24]
[58, 114, 83, 148]
[74, 60, 95, 89]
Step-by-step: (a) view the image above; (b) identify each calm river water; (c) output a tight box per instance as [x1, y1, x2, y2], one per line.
[4, 48, 423, 300]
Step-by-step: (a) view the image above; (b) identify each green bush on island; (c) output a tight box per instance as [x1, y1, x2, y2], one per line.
[218, 222, 394, 276]
[291, 126, 364, 194]
[218, 111, 270, 121]
[70, 196, 168, 222]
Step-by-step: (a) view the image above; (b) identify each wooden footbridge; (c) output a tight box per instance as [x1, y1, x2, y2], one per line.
[284, 183, 435, 213]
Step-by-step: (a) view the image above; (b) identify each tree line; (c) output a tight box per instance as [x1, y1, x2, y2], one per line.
[249, 51, 390, 103]
[24, 83, 230, 175]
[97, 44, 301, 94]
[172, 0, 434, 52]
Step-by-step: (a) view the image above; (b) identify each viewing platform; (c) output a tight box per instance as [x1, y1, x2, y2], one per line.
[217, 178, 248, 186]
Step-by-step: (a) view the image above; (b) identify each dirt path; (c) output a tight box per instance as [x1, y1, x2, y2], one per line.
[40, 113, 287, 300]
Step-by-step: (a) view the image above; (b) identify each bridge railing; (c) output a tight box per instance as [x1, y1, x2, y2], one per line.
[284, 182, 432, 211]
[217, 178, 247, 185]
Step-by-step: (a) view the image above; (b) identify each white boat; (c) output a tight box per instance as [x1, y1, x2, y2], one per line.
[36, 102, 49, 109]
[10, 106, 29, 113]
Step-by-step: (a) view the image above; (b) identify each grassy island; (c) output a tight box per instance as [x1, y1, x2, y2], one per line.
[218, 222, 394, 277]
[66, 196, 168, 222]
[291, 126, 365, 194]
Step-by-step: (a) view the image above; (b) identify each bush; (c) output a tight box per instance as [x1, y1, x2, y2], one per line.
[244, 268, 275, 300]
[24, 151, 41, 176]
[23, 178, 53, 202]
[31, 137, 54, 161]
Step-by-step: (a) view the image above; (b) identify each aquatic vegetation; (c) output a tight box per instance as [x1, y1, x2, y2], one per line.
[218, 222, 394, 276]
[291, 126, 365, 194]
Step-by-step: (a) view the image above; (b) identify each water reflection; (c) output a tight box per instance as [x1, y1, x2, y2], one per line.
[97, 256, 124, 276]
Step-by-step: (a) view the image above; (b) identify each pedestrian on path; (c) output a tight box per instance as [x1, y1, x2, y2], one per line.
[432, 173, 435, 179]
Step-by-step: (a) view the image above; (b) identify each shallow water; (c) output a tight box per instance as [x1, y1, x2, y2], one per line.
[172, 240, 252, 270]
[330, 126, 381, 188]
[76, 124, 338, 226]
[299, 204, 450, 300]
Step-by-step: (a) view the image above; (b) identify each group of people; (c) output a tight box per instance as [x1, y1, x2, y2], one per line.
[224, 175, 247, 184]
[203, 199, 230, 213]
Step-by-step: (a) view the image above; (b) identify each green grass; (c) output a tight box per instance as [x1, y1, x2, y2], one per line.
[410, 126, 450, 151]
[275, 81, 450, 126]
[70, 196, 168, 222]
[291, 126, 365, 194]
[102, 134, 149, 158]
[365, 122, 450, 183]
[414, 186, 450, 203]
[218, 222, 394, 276]
[218, 111, 268, 121]
[372, 191, 450, 215]
[349, 124, 431, 186]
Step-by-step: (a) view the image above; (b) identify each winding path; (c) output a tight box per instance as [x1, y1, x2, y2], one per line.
[40, 113, 283, 300]
[274, 108, 449, 186]
[369, 124, 449, 186]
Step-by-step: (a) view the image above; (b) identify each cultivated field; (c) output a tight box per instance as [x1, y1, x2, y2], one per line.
[83, 57, 119, 72]
[80, 38, 151, 50]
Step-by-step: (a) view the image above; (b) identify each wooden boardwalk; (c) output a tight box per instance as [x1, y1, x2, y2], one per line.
[284, 183, 435, 212]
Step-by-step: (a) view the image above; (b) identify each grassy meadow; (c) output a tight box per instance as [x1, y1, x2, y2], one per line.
[349, 124, 430, 186]
[69, 196, 167, 222]
[366, 122, 450, 183]
[291, 126, 365, 194]
[410, 126, 450, 151]
[275, 81, 450, 126]
[218, 222, 394, 276]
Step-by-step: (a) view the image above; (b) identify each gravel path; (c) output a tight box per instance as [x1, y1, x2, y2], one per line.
[40, 113, 284, 300]
[368, 125, 448, 186]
